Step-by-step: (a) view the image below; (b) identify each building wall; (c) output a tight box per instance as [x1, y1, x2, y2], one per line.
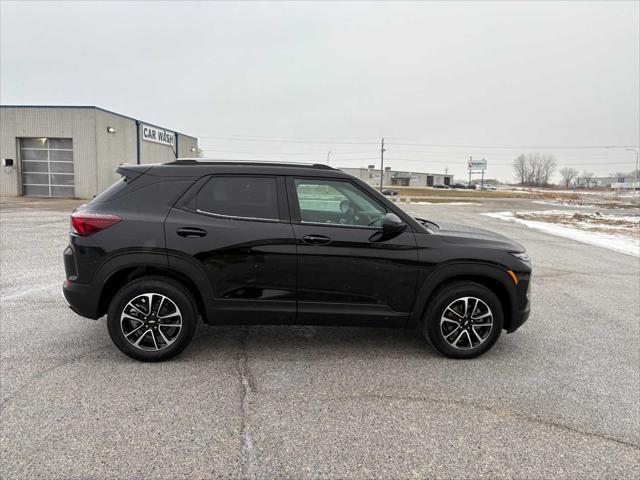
[94, 109, 138, 192]
[1, 106, 199, 198]
[341, 167, 392, 187]
[409, 173, 429, 186]
[0, 107, 97, 198]
[177, 134, 198, 158]
[138, 130, 198, 165]
[430, 174, 452, 185]
[340, 167, 452, 188]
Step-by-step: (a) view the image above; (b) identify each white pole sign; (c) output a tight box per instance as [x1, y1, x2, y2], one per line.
[468, 159, 487, 171]
[141, 124, 175, 146]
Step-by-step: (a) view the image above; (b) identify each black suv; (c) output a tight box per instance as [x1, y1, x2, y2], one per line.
[63, 161, 531, 361]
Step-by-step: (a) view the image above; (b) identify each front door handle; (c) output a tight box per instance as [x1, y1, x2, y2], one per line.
[177, 227, 207, 238]
[302, 234, 331, 245]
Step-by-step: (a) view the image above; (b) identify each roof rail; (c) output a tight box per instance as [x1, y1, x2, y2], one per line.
[165, 158, 336, 170]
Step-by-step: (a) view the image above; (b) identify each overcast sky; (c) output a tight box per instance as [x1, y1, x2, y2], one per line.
[1, 1, 638, 181]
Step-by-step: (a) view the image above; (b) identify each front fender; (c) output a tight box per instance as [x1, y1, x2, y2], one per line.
[408, 261, 518, 329]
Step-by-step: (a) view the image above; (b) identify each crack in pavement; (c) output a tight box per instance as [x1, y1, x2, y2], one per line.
[0, 345, 115, 477]
[325, 393, 640, 450]
[0, 344, 114, 414]
[237, 326, 258, 479]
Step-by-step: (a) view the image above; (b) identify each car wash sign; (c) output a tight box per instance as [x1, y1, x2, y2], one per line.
[141, 124, 175, 147]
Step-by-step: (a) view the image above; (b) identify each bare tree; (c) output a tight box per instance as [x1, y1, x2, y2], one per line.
[513, 152, 557, 186]
[513, 154, 527, 185]
[559, 167, 579, 188]
[581, 170, 595, 188]
[539, 154, 556, 186]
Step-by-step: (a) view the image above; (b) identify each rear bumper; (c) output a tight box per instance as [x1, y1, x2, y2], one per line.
[63, 280, 100, 319]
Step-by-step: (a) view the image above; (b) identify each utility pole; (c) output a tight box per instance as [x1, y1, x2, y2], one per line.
[326, 151, 331, 165]
[625, 148, 638, 191]
[468, 156, 472, 188]
[379, 138, 385, 191]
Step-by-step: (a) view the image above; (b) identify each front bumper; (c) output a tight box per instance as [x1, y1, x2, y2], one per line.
[506, 298, 530, 333]
[506, 273, 531, 333]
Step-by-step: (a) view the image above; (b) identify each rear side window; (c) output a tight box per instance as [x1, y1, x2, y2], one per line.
[89, 178, 131, 204]
[197, 176, 279, 220]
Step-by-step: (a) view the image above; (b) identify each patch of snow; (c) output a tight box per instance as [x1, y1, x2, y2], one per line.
[532, 200, 592, 208]
[520, 210, 639, 223]
[483, 211, 640, 257]
[409, 201, 481, 205]
[618, 190, 640, 198]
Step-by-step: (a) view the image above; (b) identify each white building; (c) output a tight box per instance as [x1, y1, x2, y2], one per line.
[1, 105, 198, 199]
[340, 166, 453, 187]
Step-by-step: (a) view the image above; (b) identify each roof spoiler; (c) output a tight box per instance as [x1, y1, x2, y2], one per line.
[115, 164, 152, 181]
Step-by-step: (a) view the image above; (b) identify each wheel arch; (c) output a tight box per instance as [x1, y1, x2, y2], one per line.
[410, 262, 517, 331]
[95, 252, 212, 321]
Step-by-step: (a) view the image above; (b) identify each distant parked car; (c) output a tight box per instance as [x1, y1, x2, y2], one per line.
[452, 183, 469, 189]
[433, 184, 451, 189]
[477, 183, 497, 190]
[382, 189, 399, 196]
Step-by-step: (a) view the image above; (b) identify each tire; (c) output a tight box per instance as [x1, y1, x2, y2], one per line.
[422, 281, 503, 359]
[107, 276, 198, 362]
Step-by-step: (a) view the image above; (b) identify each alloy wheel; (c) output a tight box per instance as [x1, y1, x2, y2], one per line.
[440, 296, 493, 350]
[120, 293, 182, 351]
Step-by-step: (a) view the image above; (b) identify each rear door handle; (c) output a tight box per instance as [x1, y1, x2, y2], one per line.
[177, 227, 207, 238]
[302, 234, 331, 245]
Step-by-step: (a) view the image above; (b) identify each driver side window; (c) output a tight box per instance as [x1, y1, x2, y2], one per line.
[294, 178, 386, 227]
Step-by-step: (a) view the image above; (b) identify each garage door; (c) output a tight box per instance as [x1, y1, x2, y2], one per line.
[21, 138, 74, 197]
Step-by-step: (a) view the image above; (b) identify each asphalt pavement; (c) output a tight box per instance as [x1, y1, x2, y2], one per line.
[1, 196, 638, 479]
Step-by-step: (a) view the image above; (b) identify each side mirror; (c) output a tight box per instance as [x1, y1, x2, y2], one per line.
[370, 213, 407, 242]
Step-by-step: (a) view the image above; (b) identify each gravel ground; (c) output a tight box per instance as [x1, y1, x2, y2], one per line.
[1, 196, 638, 479]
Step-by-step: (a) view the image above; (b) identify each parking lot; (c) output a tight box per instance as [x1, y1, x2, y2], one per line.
[1, 196, 638, 479]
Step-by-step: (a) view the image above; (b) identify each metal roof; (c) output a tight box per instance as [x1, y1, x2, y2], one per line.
[0, 104, 195, 139]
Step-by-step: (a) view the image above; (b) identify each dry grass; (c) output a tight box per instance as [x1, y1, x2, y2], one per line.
[386, 186, 579, 200]
[386, 187, 639, 206]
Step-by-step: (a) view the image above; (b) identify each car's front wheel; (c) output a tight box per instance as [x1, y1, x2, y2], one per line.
[422, 281, 503, 359]
[107, 277, 197, 362]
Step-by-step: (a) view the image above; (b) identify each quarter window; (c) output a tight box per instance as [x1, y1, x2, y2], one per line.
[294, 178, 386, 227]
[197, 176, 279, 220]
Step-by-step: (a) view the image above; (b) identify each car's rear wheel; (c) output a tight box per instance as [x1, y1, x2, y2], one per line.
[107, 277, 197, 362]
[422, 281, 503, 359]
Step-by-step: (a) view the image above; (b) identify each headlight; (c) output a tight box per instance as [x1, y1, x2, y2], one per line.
[510, 251, 531, 263]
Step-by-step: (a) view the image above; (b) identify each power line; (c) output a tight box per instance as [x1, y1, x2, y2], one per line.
[196, 135, 378, 145]
[195, 133, 637, 150]
[194, 132, 380, 142]
[382, 157, 636, 166]
[385, 140, 639, 150]
[196, 150, 636, 166]
[197, 147, 375, 156]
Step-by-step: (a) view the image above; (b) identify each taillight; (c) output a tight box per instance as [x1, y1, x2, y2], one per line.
[71, 212, 122, 236]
